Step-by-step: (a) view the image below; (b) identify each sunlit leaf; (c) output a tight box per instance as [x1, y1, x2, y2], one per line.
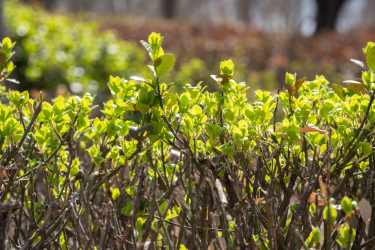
[366, 46, 375, 72]
[154, 55, 175, 76]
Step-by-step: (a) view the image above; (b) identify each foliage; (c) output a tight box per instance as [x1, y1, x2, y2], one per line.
[4, 0, 148, 93]
[1, 32, 375, 250]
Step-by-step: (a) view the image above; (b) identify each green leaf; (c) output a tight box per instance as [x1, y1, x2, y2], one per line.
[285, 72, 296, 86]
[111, 146, 120, 160]
[116, 120, 129, 136]
[341, 196, 352, 216]
[136, 103, 150, 115]
[191, 105, 202, 116]
[159, 201, 168, 214]
[121, 201, 133, 216]
[108, 75, 121, 94]
[336, 226, 356, 249]
[163, 92, 178, 110]
[179, 93, 190, 108]
[205, 123, 224, 140]
[245, 104, 256, 121]
[35, 129, 46, 145]
[14, 133, 23, 143]
[165, 163, 179, 176]
[359, 162, 368, 172]
[151, 46, 164, 61]
[332, 84, 345, 100]
[171, 105, 179, 114]
[5, 61, 15, 77]
[265, 175, 271, 183]
[151, 106, 162, 118]
[212, 125, 224, 138]
[148, 32, 163, 48]
[1, 37, 13, 57]
[70, 166, 79, 176]
[150, 121, 163, 135]
[220, 59, 234, 75]
[112, 188, 120, 200]
[126, 185, 137, 197]
[147, 90, 155, 105]
[154, 55, 175, 76]
[136, 217, 146, 234]
[93, 118, 105, 134]
[125, 111, 149, 125]
[362, 142, 372, 155]
[106, 119, 121, 137]
[323, 205, 337, 225]
[53, 102, 64, 117]
[138, 87, 149, 104]
[77, 117, 90, 132]
[224, 110, 235, 123]
[215, 143, 235, 159]
[366, 46, 375, 72]
[121, 140, 137, 158]
[312, 227, 321, 244]
[283, 176, 290, 185]
[93, 157, 104, 164]
[309, 204, 316, 213]
[363, 42, 375, 54]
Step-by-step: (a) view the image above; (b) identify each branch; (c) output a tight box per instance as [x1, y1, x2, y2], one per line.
[20, 202, 58, 250]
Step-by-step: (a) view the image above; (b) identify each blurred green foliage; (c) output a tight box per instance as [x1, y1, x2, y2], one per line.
[4, 0, 148, 94]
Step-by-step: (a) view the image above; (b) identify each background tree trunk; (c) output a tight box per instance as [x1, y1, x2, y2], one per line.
[315, 0, 346, 33]
[236, 0, 252, 24]
[161, 0, 175, 19]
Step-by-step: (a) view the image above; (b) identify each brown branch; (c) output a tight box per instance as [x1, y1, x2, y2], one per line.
[20, 202, 58, 250]
[0, 202, 21, 250]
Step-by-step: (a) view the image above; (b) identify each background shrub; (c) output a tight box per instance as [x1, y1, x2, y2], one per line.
[4, 0, 148, 95]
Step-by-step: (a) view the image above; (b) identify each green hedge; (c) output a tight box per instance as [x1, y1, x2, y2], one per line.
[4, 0, 148, 93]
[2, 29, 375, 249]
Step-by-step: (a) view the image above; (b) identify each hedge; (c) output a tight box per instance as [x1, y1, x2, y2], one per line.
[0, 32, 375, 249]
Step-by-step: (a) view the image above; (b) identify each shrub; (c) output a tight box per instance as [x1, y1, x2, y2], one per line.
[1, 32, 375, 249]
[4, 0, 147, 94]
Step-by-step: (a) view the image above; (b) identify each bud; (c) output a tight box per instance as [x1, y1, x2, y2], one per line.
[341, 196, 352, 216]
[39, 91, 43, 103]
[148, 32, 164, 48]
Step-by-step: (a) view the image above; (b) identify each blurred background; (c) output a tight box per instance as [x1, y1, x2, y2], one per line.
[0, 0, 375, 101]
